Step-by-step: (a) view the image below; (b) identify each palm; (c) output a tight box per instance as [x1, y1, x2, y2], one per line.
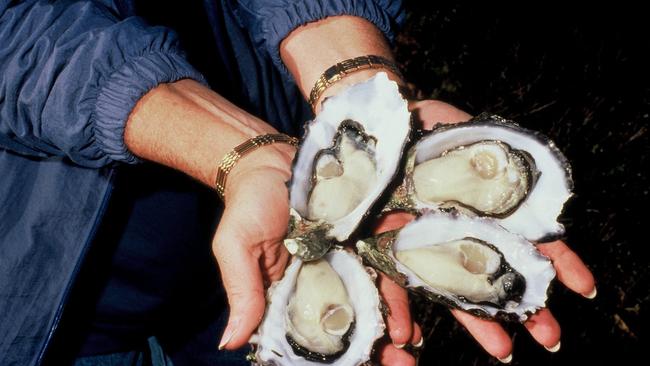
[406, 100, 596, 359]
[222, 168, 290, 282]
[212, 166, 291, 349]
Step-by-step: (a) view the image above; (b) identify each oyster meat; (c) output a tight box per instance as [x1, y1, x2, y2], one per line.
[357, 211, 556, 321]
[307, 124, 379, 222]
[252, 249, 384, 365]
[286, 260, 355, 359]
[413, 140, 533, 216]
[285, 73, 411, 260]
[387, 114, 573, 242]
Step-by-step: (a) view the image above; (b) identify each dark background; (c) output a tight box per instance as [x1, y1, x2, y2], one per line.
[394, 2, 648, 365]
[134, 1, 647, 365]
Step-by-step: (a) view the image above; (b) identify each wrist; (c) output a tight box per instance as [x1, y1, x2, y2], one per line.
[126, 79, 295, 191]
[313, 66, 405, 113]
[281, 16, 397, 94]
[280, 16, 405, 113]
[220, 137, 297, 203]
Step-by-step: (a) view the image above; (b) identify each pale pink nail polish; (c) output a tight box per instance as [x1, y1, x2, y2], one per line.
[497, 353, 513, 364]
[545, 341, 561, 353]
[218, 319, 240, 350]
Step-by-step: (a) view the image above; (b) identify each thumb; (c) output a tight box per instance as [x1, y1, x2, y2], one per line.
[213, 230, 266, 350]
[408, 99, 472, 129]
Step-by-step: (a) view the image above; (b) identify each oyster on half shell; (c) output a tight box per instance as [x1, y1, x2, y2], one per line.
[251, 249, 384, 365]
[385, 114, 573, 242]
[356, 211, 555, 321]
[285, 73, 411, 260]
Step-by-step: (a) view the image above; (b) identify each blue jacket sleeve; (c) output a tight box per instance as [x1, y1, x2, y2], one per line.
[230, 0, 405, 77]
[0, 0, 206, 167]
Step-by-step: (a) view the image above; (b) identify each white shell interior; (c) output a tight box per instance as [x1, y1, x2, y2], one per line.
[413, 123, 572, 241]
[391, 212, 556, 321]
[253, 250, 384, 365]
[289, 73, 411, 241]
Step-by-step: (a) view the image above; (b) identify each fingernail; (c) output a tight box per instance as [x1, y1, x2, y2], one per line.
[218, 319, 239, 350]
[584, 287, 597, 299]
[390, 328, 405, 348]
[413, 337, 424, 348]
[497, 353, 513, 364]
[544, 341, 561, 353]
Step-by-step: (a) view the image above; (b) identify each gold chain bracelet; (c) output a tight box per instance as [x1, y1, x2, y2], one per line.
[308, 55, 403, 111]
[215, 133, 299, 200]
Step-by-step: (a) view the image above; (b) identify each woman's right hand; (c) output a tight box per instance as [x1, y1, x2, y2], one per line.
[211, 144, 296, 350]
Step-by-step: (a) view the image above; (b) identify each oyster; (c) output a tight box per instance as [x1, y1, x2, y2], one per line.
[385, 114, 573, 242]
[252, 249, 384, 365]
[286, 260, 355, 359]
[356, 211, 556, 321]
[285, 73, 411, 260]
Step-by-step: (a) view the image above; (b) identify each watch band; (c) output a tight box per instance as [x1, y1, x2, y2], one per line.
[215, 133, 299, 201]
[308, 55, 403, 111]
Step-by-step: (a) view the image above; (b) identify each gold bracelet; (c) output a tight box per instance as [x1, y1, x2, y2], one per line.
[215, 133, 299, 200]
[308, 55, 403, 111]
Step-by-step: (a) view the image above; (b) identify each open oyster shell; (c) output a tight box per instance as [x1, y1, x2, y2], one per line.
[356, 211, 556, 321]
[251, 248, 385, 365]
[384, 114, 573, 242]
[285, 73, 411, 260]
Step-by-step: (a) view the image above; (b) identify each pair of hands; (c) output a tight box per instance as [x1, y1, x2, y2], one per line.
[212, 100, 596, 365]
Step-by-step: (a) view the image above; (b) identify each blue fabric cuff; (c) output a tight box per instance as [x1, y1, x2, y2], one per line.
[93, 52, 207, 164]
[236, 0, 405, 78]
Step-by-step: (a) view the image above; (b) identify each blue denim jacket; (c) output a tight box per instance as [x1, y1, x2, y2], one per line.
[0, 1, 403, 364]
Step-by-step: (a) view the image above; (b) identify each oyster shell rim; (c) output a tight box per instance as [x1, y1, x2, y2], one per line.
[286, 72, 412, 260]
[356, 210, 557, 322]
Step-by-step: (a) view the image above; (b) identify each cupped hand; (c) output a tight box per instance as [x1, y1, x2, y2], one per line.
[212, 147, 294, 350]
[373, 212, 423, 366]
[211, 142, 422, 366]
[408, 99, 597, 361]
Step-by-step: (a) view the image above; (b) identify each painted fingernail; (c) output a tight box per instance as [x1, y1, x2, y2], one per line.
[413, 337, 424, 348]
[497, 353, 513, 364]
[218, 319, 240, 350]
[584, 287, 597, 299]
[544, 341, 561, 353]
[390, 328, 405, 348]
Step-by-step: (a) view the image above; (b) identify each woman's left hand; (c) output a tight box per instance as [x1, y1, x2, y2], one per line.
[396, 100, 597, 362]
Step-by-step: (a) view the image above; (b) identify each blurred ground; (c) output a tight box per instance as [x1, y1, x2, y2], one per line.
[394, 2, 648, 365]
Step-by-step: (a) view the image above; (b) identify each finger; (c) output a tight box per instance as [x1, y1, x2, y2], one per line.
[377, 343, 417, 366]
[408, 99, 472, 129]
[537, 240, 596, 298]
[524, 308, 561, 352]
[452, 309, 513, 361]
[259, 244, 291, 285]
[373, 211, 415, 234]
[378, 273, 413, 347]
[411, 322, 423, 348]
[213, 230, 266, 350]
